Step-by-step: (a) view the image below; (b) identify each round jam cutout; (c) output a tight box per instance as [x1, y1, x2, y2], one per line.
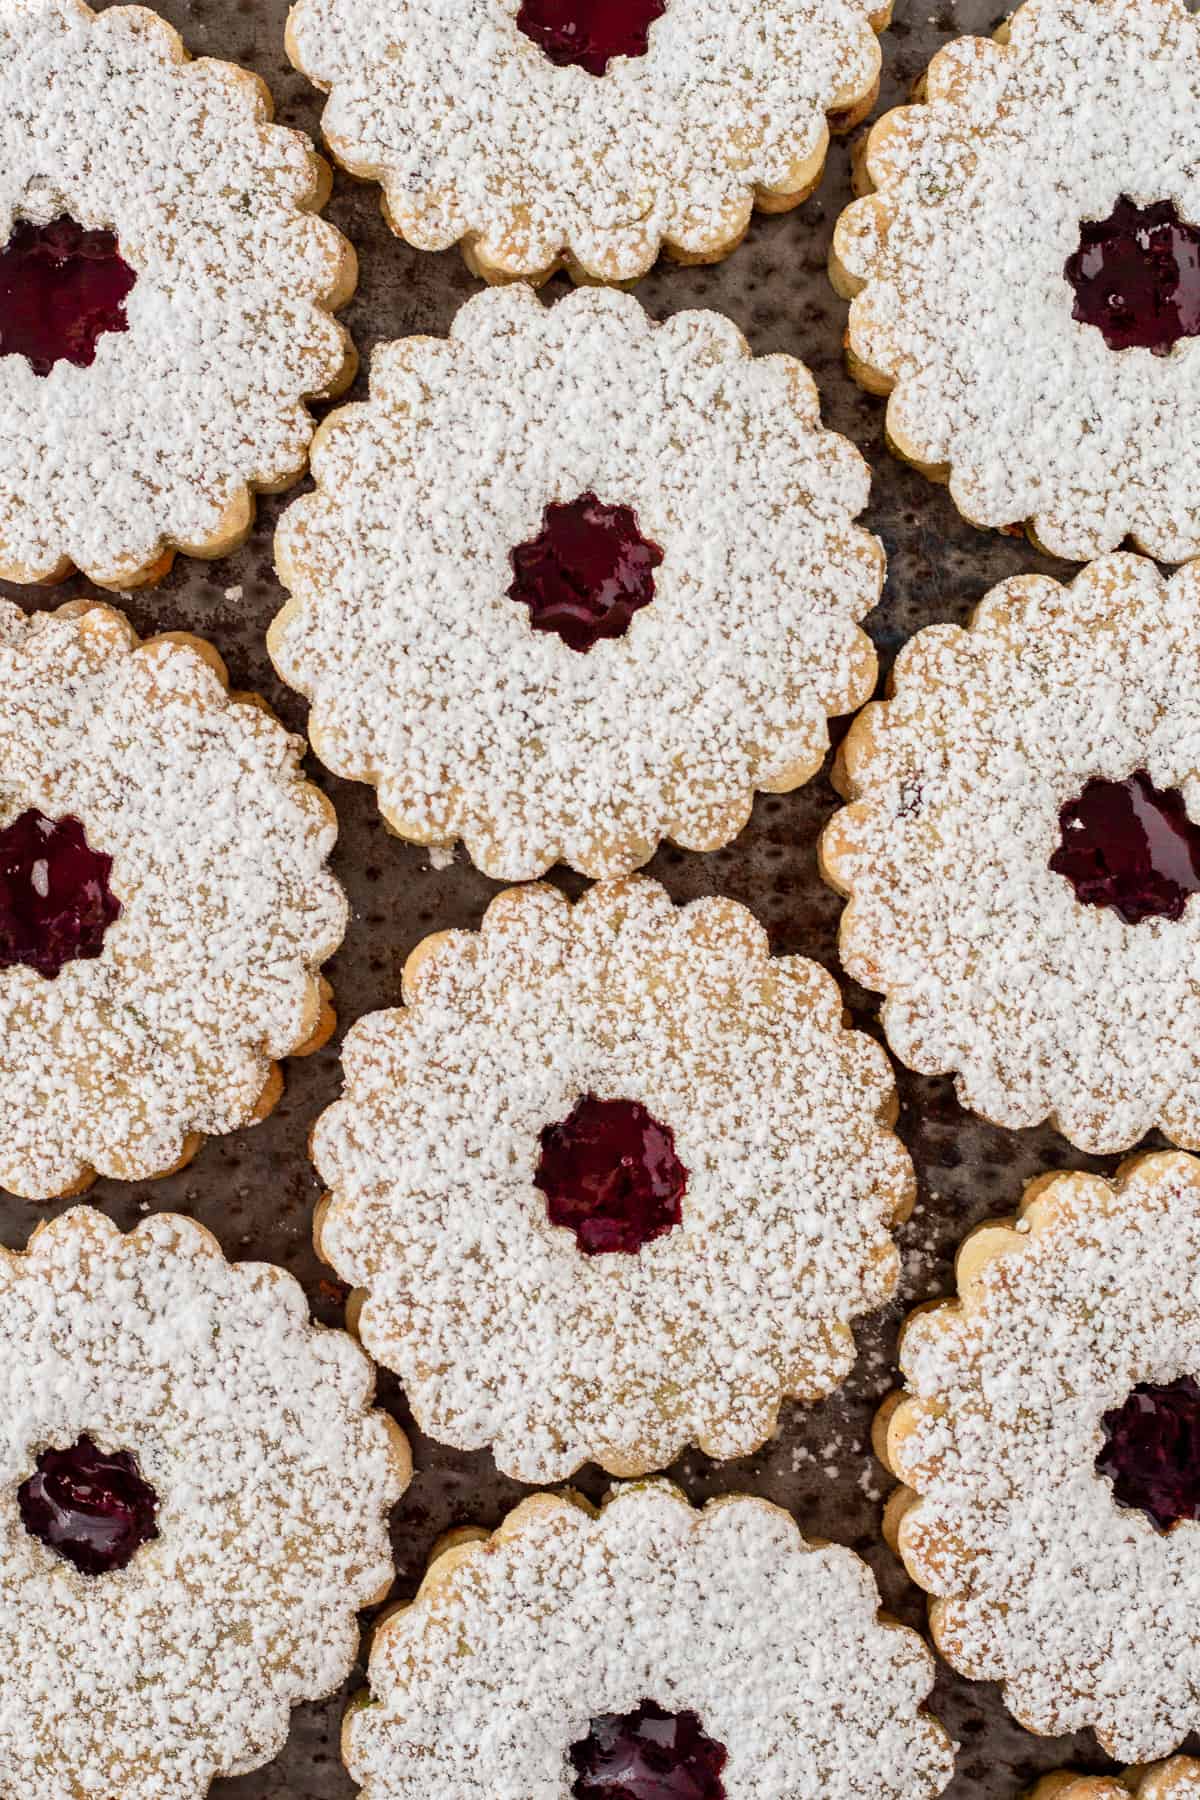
[507, 492, 663, 652]
[18, 1434, 160, 1575]
[0, 215, 136, 375]
[1048, 770, 1200, 926]
[1096, 1375, 1200, 1531]
[535, 1094, 687, 1255]
[0, 809, 121, 979]
[516, 0, 667, 75]
[1065, 195, 1200, 354]
[570, 1699, 728, 1800]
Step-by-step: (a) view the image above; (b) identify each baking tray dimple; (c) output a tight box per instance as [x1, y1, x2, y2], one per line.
[3, 0, 1192, 1792]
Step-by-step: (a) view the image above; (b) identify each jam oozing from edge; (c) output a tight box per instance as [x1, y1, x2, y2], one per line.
[1048, 770, 1200, 926]
[570, 1700, 728, 1800]
[1065, 195, 1200, 354]
[516, 0, 668, 75]
[507, 492, 664, 652]
[0, 809, 121, 979]
[18, 1435, 160, 1575]
[535, 1094, 687, 1255]
[0, 215, 136, 375]
[1096, 1376, 1200, 1531]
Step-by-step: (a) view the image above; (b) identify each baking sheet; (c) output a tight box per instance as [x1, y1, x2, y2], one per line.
[2, 0, 1189, 1791]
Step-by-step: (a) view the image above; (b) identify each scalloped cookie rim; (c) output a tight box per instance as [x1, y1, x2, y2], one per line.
[0, 0, 358, 592]
[285, 0, 893, 287]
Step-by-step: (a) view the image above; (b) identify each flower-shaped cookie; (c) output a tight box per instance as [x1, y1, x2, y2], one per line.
[0, 0, 356, 588]
[0, 600, 347, 1199]
[832, 0, 1200, 560]
[1032, 1765, 1200, 1800]
[313, 875, 914, 1482]
[286, 0, 888, 285]
[820, 554, 1200, 1154]
[271, 284, 882, 880]
[0, 1206, 409, 1800]
[344, 1480, 955, 1799]
[878, 1152, 1200, 1762]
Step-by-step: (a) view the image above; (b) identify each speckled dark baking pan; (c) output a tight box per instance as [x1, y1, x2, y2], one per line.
[2, 0, 1194, 1793]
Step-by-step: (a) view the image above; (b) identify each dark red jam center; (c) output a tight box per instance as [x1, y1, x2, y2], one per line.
[18, 1435, 160, 1575]
[516, 0, 667, 75]
[535, 1094, 687, 1255]
[1048, 770, 1200, 926]
[0, 809, 120, 979]
[570, 1700, 727, 1800]
[1065, 195, 1200, 354]
[0, 215, 136, 376]
[1096, 1376, 1200, 1531]
[508, 492, 663, 653]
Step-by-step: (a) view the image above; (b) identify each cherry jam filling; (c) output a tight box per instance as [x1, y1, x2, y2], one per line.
[570, 1700, 727, 1800]
[508, 492, 663, 653]
[516, 0, 667, 76]
[0, 809, 120, 979]
[1065, 195, 1200, 354]
[0, 215, 135, 376]
[1096, 1376, 1200, 1531]
[1048, 770, 1200, 926]
[18, 1434, 160, 1575]
[534, 1094, 687, 1255]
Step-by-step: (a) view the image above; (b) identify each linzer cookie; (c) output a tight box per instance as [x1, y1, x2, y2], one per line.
[878, 1154, 1200, 1761]
[311, 876, 914, 1482]
[0, 0, 356, 588]
[0, 1206, 408, 1800]
[820, 554, 1200, 1153]
[285, 0, 889, 284]
[0, 600, 347, 1199]
[832, 0, 1200, 560]
[342, 1480, 955, 1798]
[270, 284, 882, 880]
[1030, 1766, 1200, 1800]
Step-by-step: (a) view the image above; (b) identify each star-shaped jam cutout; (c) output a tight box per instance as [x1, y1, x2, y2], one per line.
[1049, 770, 1200, 926]
[1096, 1376, 1200, 1531]
[516, 0, 668, 76]
[570, 1699, 728, 1799]
[0, 808, 121, 979]
[1065, 195, 1200, 354]
[508, 492, 663, 652]
[0, 215, 135, 375]
[18, 1435, 160, 1575]
[535, 1095, 687, 1255]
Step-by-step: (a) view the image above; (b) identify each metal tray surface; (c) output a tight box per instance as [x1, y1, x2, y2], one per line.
[2, 0, 1188, 1793]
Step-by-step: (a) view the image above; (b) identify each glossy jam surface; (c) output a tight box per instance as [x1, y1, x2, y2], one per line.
[1065, 195, 1200, 354]
[535, 1095, 687, 1255]
[0, 809, 120, 979]
[508, 492, 663, 652]
[0, 215, 135, 376]
[1096, 1376, 1200, 1530]
[516, 0, 667, 75]
[18, 1435, 160, 1575]
[570, 1700, 728, 1800]
[1048, 770, 1200, 925]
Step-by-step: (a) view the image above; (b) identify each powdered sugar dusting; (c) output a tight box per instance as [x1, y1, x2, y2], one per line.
[0, 601, 347, 1198]
[271, 283, 882, 880]
[834, 0, 1200, 560]
[346, 1481, 955, 1798]
[314, 875, 914, 1482]
[821, 553, 1200, 1152]
[1038, 1764, 1200, 1800]
[889, 1154, 1200, 1761]
[288, 0, 883, 282]
[0, 1206, 406, 1800]
[0, 0, 352, 585]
